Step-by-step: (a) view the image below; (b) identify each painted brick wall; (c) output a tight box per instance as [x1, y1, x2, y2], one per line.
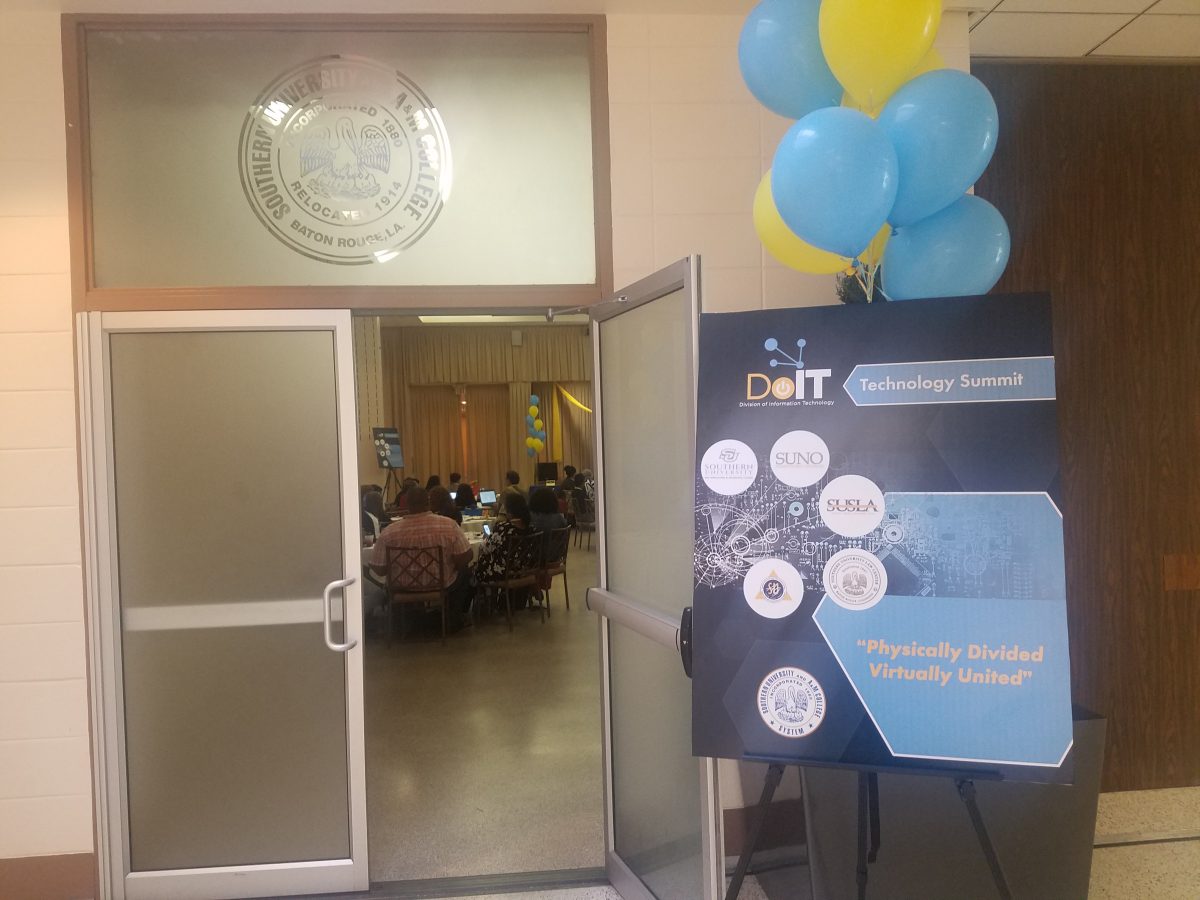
[0, 10, 93, 860]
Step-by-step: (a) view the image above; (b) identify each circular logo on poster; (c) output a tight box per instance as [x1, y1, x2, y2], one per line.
[700, 439, 758, 495]
[742, 558, 804, 619]
[823, 548, 888, 611]
[757, 667, 826, 738]
[769, 430, 830, 488]
[819, 474, 885, 537]
[238, 56, 451, 265]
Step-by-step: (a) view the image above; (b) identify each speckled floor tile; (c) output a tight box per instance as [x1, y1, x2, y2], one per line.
[1095, 787, 1200, 839]
[467, 889, 620, 900]
[365, 547, 605, 881]
[1088, 840, 1200, 899]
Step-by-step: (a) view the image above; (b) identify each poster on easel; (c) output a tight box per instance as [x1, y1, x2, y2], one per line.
[691, 293, 1074, 782]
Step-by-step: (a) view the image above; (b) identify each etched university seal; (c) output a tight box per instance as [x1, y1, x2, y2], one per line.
[822, 548, 888, 611]
[238, 56, 450, 265]
[758, 667, 826, 738]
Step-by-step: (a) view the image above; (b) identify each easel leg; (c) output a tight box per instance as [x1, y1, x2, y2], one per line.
[955, 779, 1014, 900]
[867, 772, 881, 863]
[856, 772, 870, 900]
[724, 763, 785, 900]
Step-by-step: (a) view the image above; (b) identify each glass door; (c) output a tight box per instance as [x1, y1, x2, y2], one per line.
[80, 310, 367, 900]
[587, 259, 722, 899]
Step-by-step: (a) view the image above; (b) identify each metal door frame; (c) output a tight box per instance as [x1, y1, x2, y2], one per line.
[77, 309, 369, 900]
[588, 257, 723, 900]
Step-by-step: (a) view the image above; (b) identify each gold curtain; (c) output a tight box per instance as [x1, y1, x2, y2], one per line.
[556, 381, 594, 473]
[509, 382, 537, 489]
[404, 386, 463, 486]
[464, 385, 510, 492]
[382, 325, 591, 386]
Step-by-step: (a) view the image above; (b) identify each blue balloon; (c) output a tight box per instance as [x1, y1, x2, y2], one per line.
[772, 107, 898, 257]
[526, 414, 535, 426]
[739, 0, 842, 120]
[527, 447, 536, 457]
[878, 70, 999, 228]
[529, 394, 540, 405]
[882, 195, 1010, 301]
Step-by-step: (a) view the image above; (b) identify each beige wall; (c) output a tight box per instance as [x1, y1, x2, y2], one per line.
[0, 5, 970, 861]
[0, 11, 93, 860]
[606, 11, 970, 316]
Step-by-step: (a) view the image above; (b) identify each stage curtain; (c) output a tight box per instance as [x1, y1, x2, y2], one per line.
[404, 386, 463, 487]
[464, 385, 510, 492]
[508, 382, 537, 490]
[557, 381, 595, 473]
[382, 325, 590, 386]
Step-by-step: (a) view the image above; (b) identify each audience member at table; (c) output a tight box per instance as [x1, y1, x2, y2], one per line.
[560, 465, 578, 491]
[448, 472, 463, 495]
[429, 485, 462, 525]
[454, 481, 479, 512]
[579, 469, 596, 500]
[529, 485, 567, 532]
[425, 474, 442, 491]
[370, 486, 473, 628]
[393, 477, 419, 510]
[501, 469, 526, 503]
[476, 492, 537, 584]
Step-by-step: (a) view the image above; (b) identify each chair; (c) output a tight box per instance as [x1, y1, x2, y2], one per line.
[571, 493, 596, 550]
[478, 530, 544, 630]
[384, 545, 448, 645]
[540, 526, 572, 612]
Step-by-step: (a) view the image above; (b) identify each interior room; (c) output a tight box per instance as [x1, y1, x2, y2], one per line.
[351, 313, 605, 882]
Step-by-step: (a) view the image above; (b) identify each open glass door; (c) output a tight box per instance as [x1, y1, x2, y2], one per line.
[79, 310, 368, 900]
[587, 258, 722, 899]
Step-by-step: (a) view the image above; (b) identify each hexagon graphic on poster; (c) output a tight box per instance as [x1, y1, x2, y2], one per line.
[813, 492, 1074, 768]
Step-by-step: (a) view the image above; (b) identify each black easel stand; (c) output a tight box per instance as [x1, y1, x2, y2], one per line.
[723, 768, 1012, 900]
[382, 466, 402, 504]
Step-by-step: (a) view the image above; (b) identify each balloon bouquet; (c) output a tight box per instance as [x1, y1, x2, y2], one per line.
[743, 0, 1009, 302]
[525, 394, 545, 458]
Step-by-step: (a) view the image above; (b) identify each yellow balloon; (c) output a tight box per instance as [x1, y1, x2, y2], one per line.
[842, 47, 947, 116]
[753, 172, 848, 275]
[534, 418, 544, 431]
[820, 0, 941, 114]
[525, 436, 536, 448]
[528, 405, 538, 417]
[860, 224, 891, 266]
[532, 439, 545, 452]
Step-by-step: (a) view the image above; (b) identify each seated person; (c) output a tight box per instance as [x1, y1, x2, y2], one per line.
[475, 492, 538, 584]
[501, 469, 526, 502]
[447, 472, 463, 495]
[529, 485, 567, 532]
[560, 465, 578, 491]
[370, 486, 474, 627]
[429, 485, 462, 525]
[454, 481, 479, 513]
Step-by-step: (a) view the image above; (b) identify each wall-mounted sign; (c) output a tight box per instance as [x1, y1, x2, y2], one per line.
[691, 294, 1074, 783]
[238, 55, 451, 265]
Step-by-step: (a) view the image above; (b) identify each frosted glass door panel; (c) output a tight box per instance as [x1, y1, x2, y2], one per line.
[86, 29, 596, 287]
[598, 284, 702, 897]
[109, 329, 350, 871]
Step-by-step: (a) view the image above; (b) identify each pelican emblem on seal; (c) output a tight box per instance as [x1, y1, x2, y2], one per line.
[300, 116, 390, 201]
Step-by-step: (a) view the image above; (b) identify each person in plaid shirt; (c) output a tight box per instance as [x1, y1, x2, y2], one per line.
[370, 486, 474, 627]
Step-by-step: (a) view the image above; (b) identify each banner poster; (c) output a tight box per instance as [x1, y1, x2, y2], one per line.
[691, 293, 1074, 783]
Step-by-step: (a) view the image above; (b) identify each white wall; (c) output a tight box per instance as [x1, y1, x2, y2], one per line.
[0, 10, 94, 861]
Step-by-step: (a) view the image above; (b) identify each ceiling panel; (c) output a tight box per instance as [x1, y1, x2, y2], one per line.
[970, 11, 1136, 55]
[1091, 12, 1200, 53]
[1145, 0, 1200, 13]
[999, 0, 1153, 12]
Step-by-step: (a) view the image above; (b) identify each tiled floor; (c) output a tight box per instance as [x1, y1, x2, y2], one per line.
[364, 545, 605, 881]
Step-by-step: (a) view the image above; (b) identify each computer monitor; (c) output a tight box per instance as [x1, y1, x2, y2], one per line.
[479, 489, 498, 505]
[536, 461, 559, 482]
[449, 491, 457, 500]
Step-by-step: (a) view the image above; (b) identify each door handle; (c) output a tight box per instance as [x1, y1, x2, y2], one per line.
[322, 577, 358, 652]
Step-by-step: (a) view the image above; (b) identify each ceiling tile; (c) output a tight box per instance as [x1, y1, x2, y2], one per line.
[970, 12, 1135, 55]
[1000, 0, 1151, 11]
[1145, 0, 1200, 13]
[1091, 13, 1200, 55]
